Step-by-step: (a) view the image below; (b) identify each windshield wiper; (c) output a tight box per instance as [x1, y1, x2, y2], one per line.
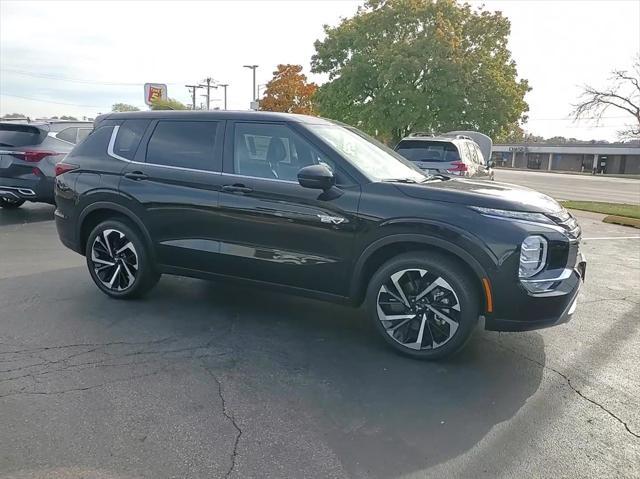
[383, 178, 423, 184]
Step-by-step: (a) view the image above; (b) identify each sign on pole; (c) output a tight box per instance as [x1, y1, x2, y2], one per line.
[144, 83, 168, 106]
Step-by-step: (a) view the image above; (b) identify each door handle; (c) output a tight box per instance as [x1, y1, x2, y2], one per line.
[222, 184, 253, 194]
[124, 171, 148, 181]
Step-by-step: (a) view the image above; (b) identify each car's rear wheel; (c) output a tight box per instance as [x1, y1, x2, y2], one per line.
[0, 197, 25, 209]
[366, 252, 480, 360]
[85, 219, 160, 299]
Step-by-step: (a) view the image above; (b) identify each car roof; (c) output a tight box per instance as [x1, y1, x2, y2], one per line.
[99, 110, 338, 125]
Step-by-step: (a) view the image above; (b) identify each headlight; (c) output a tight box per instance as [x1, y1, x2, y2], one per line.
[470, 206, 556, 225]
[519, 235, 548, 278]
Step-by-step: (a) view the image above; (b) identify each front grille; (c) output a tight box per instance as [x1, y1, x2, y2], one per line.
[548, 209, 581, 240]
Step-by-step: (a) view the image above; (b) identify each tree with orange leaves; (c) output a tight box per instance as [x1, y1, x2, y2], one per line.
[260, 64, 318, 115]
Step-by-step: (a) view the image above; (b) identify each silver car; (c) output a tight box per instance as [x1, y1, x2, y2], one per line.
[0, 120, 92, 208]
[394, 132, 495, 180]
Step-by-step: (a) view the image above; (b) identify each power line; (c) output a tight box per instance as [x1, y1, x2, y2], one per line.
[1, 68, 186, 87]
[1, 93, 116, 108]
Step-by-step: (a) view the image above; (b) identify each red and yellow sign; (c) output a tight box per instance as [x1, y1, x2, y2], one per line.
[144, 83, 168, 106]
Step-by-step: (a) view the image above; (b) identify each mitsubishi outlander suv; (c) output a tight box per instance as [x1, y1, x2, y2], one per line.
[54, 111, 586, 360]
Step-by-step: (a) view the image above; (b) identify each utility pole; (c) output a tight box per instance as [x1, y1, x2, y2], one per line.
[185, 84, 200, 110]
[218, 84, 229, 110]
[243, 65, 259, 104]
[198, 77, 217, 110]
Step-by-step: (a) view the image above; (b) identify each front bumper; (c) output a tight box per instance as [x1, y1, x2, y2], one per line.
[486, 251, 586, 332]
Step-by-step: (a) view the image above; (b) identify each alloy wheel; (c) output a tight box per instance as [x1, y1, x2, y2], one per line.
[90, 229, 139, 292]
[376, 268, 461, 350]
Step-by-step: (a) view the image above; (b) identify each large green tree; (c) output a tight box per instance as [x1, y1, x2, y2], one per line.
[112, 103, 140, 112]
[311, 0, 530, 143]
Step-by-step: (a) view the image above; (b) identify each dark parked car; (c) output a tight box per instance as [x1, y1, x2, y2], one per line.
[0, 120, 92, 208]
[395, 132, 495, 180]
[54, 111, 585, 359]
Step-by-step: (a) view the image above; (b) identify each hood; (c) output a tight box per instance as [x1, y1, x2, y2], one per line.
[395, 178, 563, 214]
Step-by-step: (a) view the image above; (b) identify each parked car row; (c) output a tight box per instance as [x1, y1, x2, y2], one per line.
[52, 111, 585, 360]
[0, 120, 92, 208]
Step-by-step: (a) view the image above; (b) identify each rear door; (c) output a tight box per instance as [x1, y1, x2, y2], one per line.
[118, 118, 226, 272]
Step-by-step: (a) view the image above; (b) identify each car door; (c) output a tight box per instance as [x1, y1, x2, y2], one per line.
[216, 121, 361, 297]
[118, 118, 226, 272]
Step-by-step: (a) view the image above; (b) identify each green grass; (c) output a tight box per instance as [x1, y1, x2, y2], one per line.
[561, 201, 640, 220]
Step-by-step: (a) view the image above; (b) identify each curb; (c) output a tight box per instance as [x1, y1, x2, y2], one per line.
[603, 215, 640, 229]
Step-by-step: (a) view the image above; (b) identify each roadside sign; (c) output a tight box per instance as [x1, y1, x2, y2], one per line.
[144, 83, 168, 106]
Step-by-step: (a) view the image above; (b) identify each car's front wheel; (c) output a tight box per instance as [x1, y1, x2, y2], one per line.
[366, 252, 480, 360]
[0, 197, 25, 209]
[85, 219, 160, 299]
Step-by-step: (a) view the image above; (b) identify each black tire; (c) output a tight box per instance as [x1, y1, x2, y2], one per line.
[365, 252, 480, 360]
[85, 219, 160, 299]
[0, 197, 25, 209]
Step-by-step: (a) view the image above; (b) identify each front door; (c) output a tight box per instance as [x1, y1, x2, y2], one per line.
[216, 121, 361, 297]
[118, 118, 226, 272]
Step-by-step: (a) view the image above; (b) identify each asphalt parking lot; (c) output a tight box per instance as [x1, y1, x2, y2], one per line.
[1, 203, 639, 479]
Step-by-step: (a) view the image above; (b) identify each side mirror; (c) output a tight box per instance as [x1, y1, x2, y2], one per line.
[297, 164, 335, 191]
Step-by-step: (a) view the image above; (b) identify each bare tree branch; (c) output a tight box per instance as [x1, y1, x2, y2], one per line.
[572, 55, 640, 139]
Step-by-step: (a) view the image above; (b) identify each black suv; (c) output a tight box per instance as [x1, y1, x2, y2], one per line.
[54, 111, 586, 359]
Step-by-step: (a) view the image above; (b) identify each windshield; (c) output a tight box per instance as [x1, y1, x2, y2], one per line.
[306, 124, 428, 182]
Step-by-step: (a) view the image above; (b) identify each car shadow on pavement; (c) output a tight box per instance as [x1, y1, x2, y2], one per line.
[0, 270, 545, 478]
[0, 204, 55, 226]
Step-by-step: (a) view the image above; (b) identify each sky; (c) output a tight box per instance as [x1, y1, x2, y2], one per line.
[0, 0, 639, 141]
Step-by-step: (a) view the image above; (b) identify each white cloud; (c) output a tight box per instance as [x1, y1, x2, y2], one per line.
[1, 0, 638, 140]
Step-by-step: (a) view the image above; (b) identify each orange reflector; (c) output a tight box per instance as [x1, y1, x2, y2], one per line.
[482, 278, 493, 313]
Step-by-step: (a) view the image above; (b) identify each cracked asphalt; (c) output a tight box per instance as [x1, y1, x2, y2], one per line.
[1, 204, 639, 479]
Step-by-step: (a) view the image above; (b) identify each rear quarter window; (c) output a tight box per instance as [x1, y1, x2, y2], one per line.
[66, 125, 114, 158]
[114, 120, 150, 160]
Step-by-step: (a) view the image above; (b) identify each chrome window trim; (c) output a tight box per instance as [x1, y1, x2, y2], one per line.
[220, 172, 298, 185]
[107, 125, 221, 175]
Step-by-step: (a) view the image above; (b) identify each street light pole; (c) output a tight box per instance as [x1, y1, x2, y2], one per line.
[219, 84, 229, 110]
[243, 64, 259, 104]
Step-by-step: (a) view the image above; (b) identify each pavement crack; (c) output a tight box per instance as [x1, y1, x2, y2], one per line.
[486, 337, 640, 440]
[203, 364, 242, 479]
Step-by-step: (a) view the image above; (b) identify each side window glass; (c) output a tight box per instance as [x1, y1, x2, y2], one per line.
[114, 119, 150, 160]
[57, 127, 78, 143]
[146, 120, 218, 170]
[77, 128, 92, 143]
[233, 123, 337, 183]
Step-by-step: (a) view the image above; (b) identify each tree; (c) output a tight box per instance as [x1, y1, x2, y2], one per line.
[573, 56, 640, 139]
[1, 113, 26, 119]
[260, 64, 318, 114]
[150, 98, 188, 110]
[112, 103, 140, 112]
[311, 0, 530, 143]
[59, 115, 78, 120]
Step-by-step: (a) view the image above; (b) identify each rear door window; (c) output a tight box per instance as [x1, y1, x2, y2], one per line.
[395, 140, 459, 162]
[114, 119, 150, 160]
[146, 120, 218, 171]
